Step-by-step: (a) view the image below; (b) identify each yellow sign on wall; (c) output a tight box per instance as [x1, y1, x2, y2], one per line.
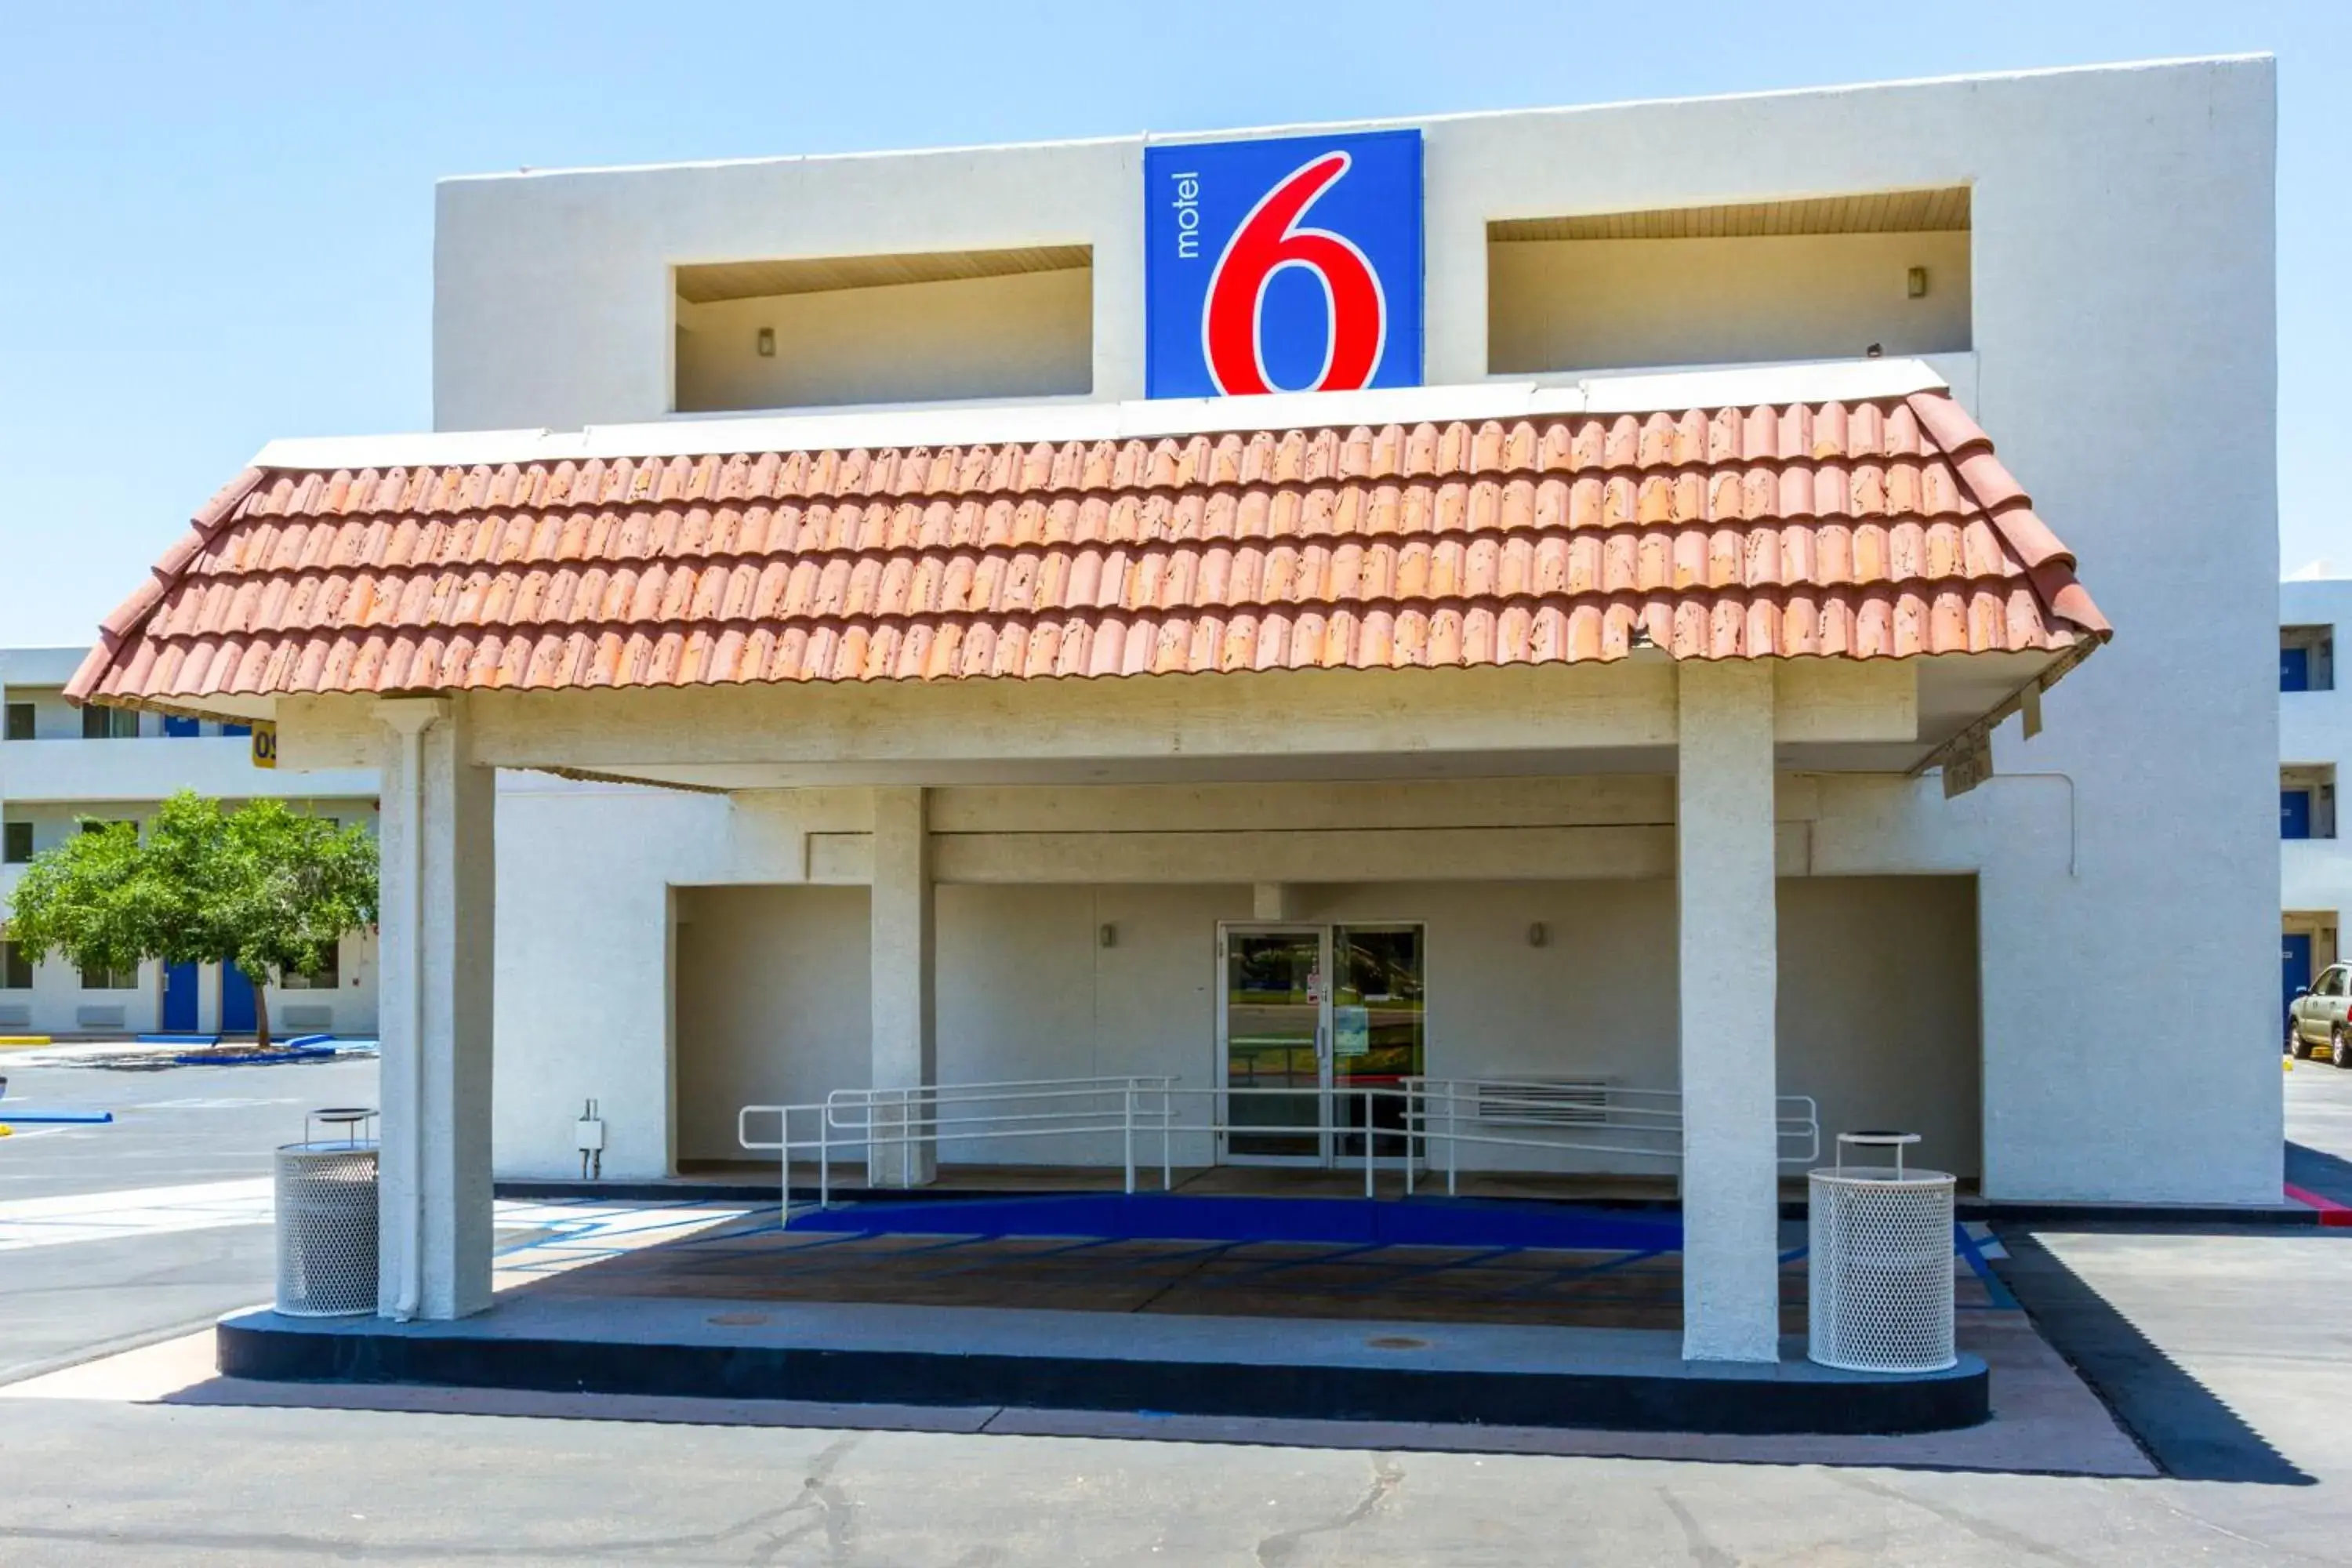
[250, 721, 278, 769]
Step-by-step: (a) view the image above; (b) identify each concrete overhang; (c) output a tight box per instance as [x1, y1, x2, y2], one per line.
[244, 652, 2090, 793]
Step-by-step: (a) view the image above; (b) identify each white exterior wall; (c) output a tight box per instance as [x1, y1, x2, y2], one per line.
[450, 57, 2279, 1205]
[515, 776, 1985, 1182]
[490, 775, 735, 1178]
[0, 647, 383, 1036]
[2282, 578, 2352, 936]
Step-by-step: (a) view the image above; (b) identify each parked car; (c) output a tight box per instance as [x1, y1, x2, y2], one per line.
[2288, 964, 2352, 1065]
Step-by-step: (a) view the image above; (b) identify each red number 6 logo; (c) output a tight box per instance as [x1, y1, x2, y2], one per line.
[1202, 152, 1388, 396]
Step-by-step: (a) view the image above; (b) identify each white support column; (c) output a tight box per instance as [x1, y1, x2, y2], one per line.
[869, 786, 936, 1187]
[1676, 662, 1783, 1363]
[376, 697, 496, 1320]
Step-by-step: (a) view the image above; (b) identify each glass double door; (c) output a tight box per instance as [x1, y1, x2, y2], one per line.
[1218, 924, 1425, 1165]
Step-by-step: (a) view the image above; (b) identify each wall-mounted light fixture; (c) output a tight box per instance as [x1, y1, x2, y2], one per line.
[756, 326, 777, 358]
[1907, 267, 1929, 299]
[1099, 923, 1117, 949]
[1526, 922, 1548, 949]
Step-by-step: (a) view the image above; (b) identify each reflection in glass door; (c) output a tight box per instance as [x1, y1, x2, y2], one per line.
[1330, 925, 1426, 1161]
[1221, 927, 1327, 1160]
[1218, 923, 1426, 1167]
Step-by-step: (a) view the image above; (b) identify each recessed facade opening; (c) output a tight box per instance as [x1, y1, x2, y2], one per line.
[2282, 624, 2336, 691]
[2284, 764, 2338, 840]
[1486, 187, 1973, 375]
[673, 245, 1093, 413]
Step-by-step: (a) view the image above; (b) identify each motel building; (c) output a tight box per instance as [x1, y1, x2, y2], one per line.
[0, 645, 380, 1040]
[62, 56, 2279, 1396]
[2282, 569, 2352, 1036]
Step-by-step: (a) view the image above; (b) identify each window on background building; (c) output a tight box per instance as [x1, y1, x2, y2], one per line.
[281, 948, 341, 991]
[80, 706, 139, 739]
[2, 822, 30, 864]
[78, 960, 136, 991]
[2283, 765, 2339, 840]
[78, 819, 136, 840]
[162, 715, 201, 739]
[3, 702, 32, 741]
[0, 940, 31, 990]
[2282, 626, 2336, 692]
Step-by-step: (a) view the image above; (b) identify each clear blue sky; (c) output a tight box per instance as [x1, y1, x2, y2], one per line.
[2, 2, 2343, 644]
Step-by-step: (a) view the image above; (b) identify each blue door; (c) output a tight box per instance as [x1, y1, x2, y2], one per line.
[2285, 933, 2315, 1024]
[2284, 789, 2314, 840]
[162, 961, 200, 1033]
[2283, 646, 2312, 692]
[221, 963, 257, 1034]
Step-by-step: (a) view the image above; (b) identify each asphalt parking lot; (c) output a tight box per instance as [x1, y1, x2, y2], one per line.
[0, 1046, 377, 1382]
[2288, 1048, 2352, 1207]
[3, 1051, 2351, 1564]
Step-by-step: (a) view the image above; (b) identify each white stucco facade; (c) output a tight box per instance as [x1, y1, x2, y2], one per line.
[67, 54, 2276, 1356]
[408, 57, 2284, 1217]
[0, 646, 382, 1038]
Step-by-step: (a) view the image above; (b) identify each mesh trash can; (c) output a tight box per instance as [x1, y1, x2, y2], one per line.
[274, 1109, 379, 1317]
[1808, 1131, 1956, 1373]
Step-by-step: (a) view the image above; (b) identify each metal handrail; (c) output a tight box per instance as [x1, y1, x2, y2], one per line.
[1398, 1078, 1820, 1196]
[739, 1074, 1824, 1223]
[739, 1078, 1180, 1209]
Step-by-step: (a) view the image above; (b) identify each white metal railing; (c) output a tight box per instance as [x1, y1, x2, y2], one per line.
[737, 1076, 1822, 1223]
[736, 1076, 1180, 1212]
[1401, 1078, 1821, 1196]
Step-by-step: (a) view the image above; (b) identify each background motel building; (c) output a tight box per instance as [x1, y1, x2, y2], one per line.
[0, 645, 379, 1040]
[2282, 569, 2352, 1026]
[66, 56, 2278, 1358]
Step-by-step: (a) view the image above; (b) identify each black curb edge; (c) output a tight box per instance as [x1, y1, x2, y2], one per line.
[217, 1319, 1988, 1436]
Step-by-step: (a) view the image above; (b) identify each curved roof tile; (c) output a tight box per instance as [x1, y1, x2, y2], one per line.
[67, 390, 2107, 706]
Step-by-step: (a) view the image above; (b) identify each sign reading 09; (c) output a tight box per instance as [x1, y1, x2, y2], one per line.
[1145, 129, 1422, 400]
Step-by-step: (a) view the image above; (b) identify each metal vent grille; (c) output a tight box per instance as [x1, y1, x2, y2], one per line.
[75, 1005, 125, 1030]
[1475, 1079, 1607, 1127]
[281, 1005, 333, 1031]
[0, 1004, 29, 1029]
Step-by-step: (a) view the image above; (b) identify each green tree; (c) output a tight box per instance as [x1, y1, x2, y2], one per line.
[6, 793, 378, 1051]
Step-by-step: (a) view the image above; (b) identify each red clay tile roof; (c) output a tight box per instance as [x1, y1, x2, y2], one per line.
[67, 389, 2107, 706]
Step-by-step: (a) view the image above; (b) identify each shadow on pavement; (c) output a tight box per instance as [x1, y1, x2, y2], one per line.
[1991, 1227, 2311, 1486]
[2286, 1142, 2352, 1209]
